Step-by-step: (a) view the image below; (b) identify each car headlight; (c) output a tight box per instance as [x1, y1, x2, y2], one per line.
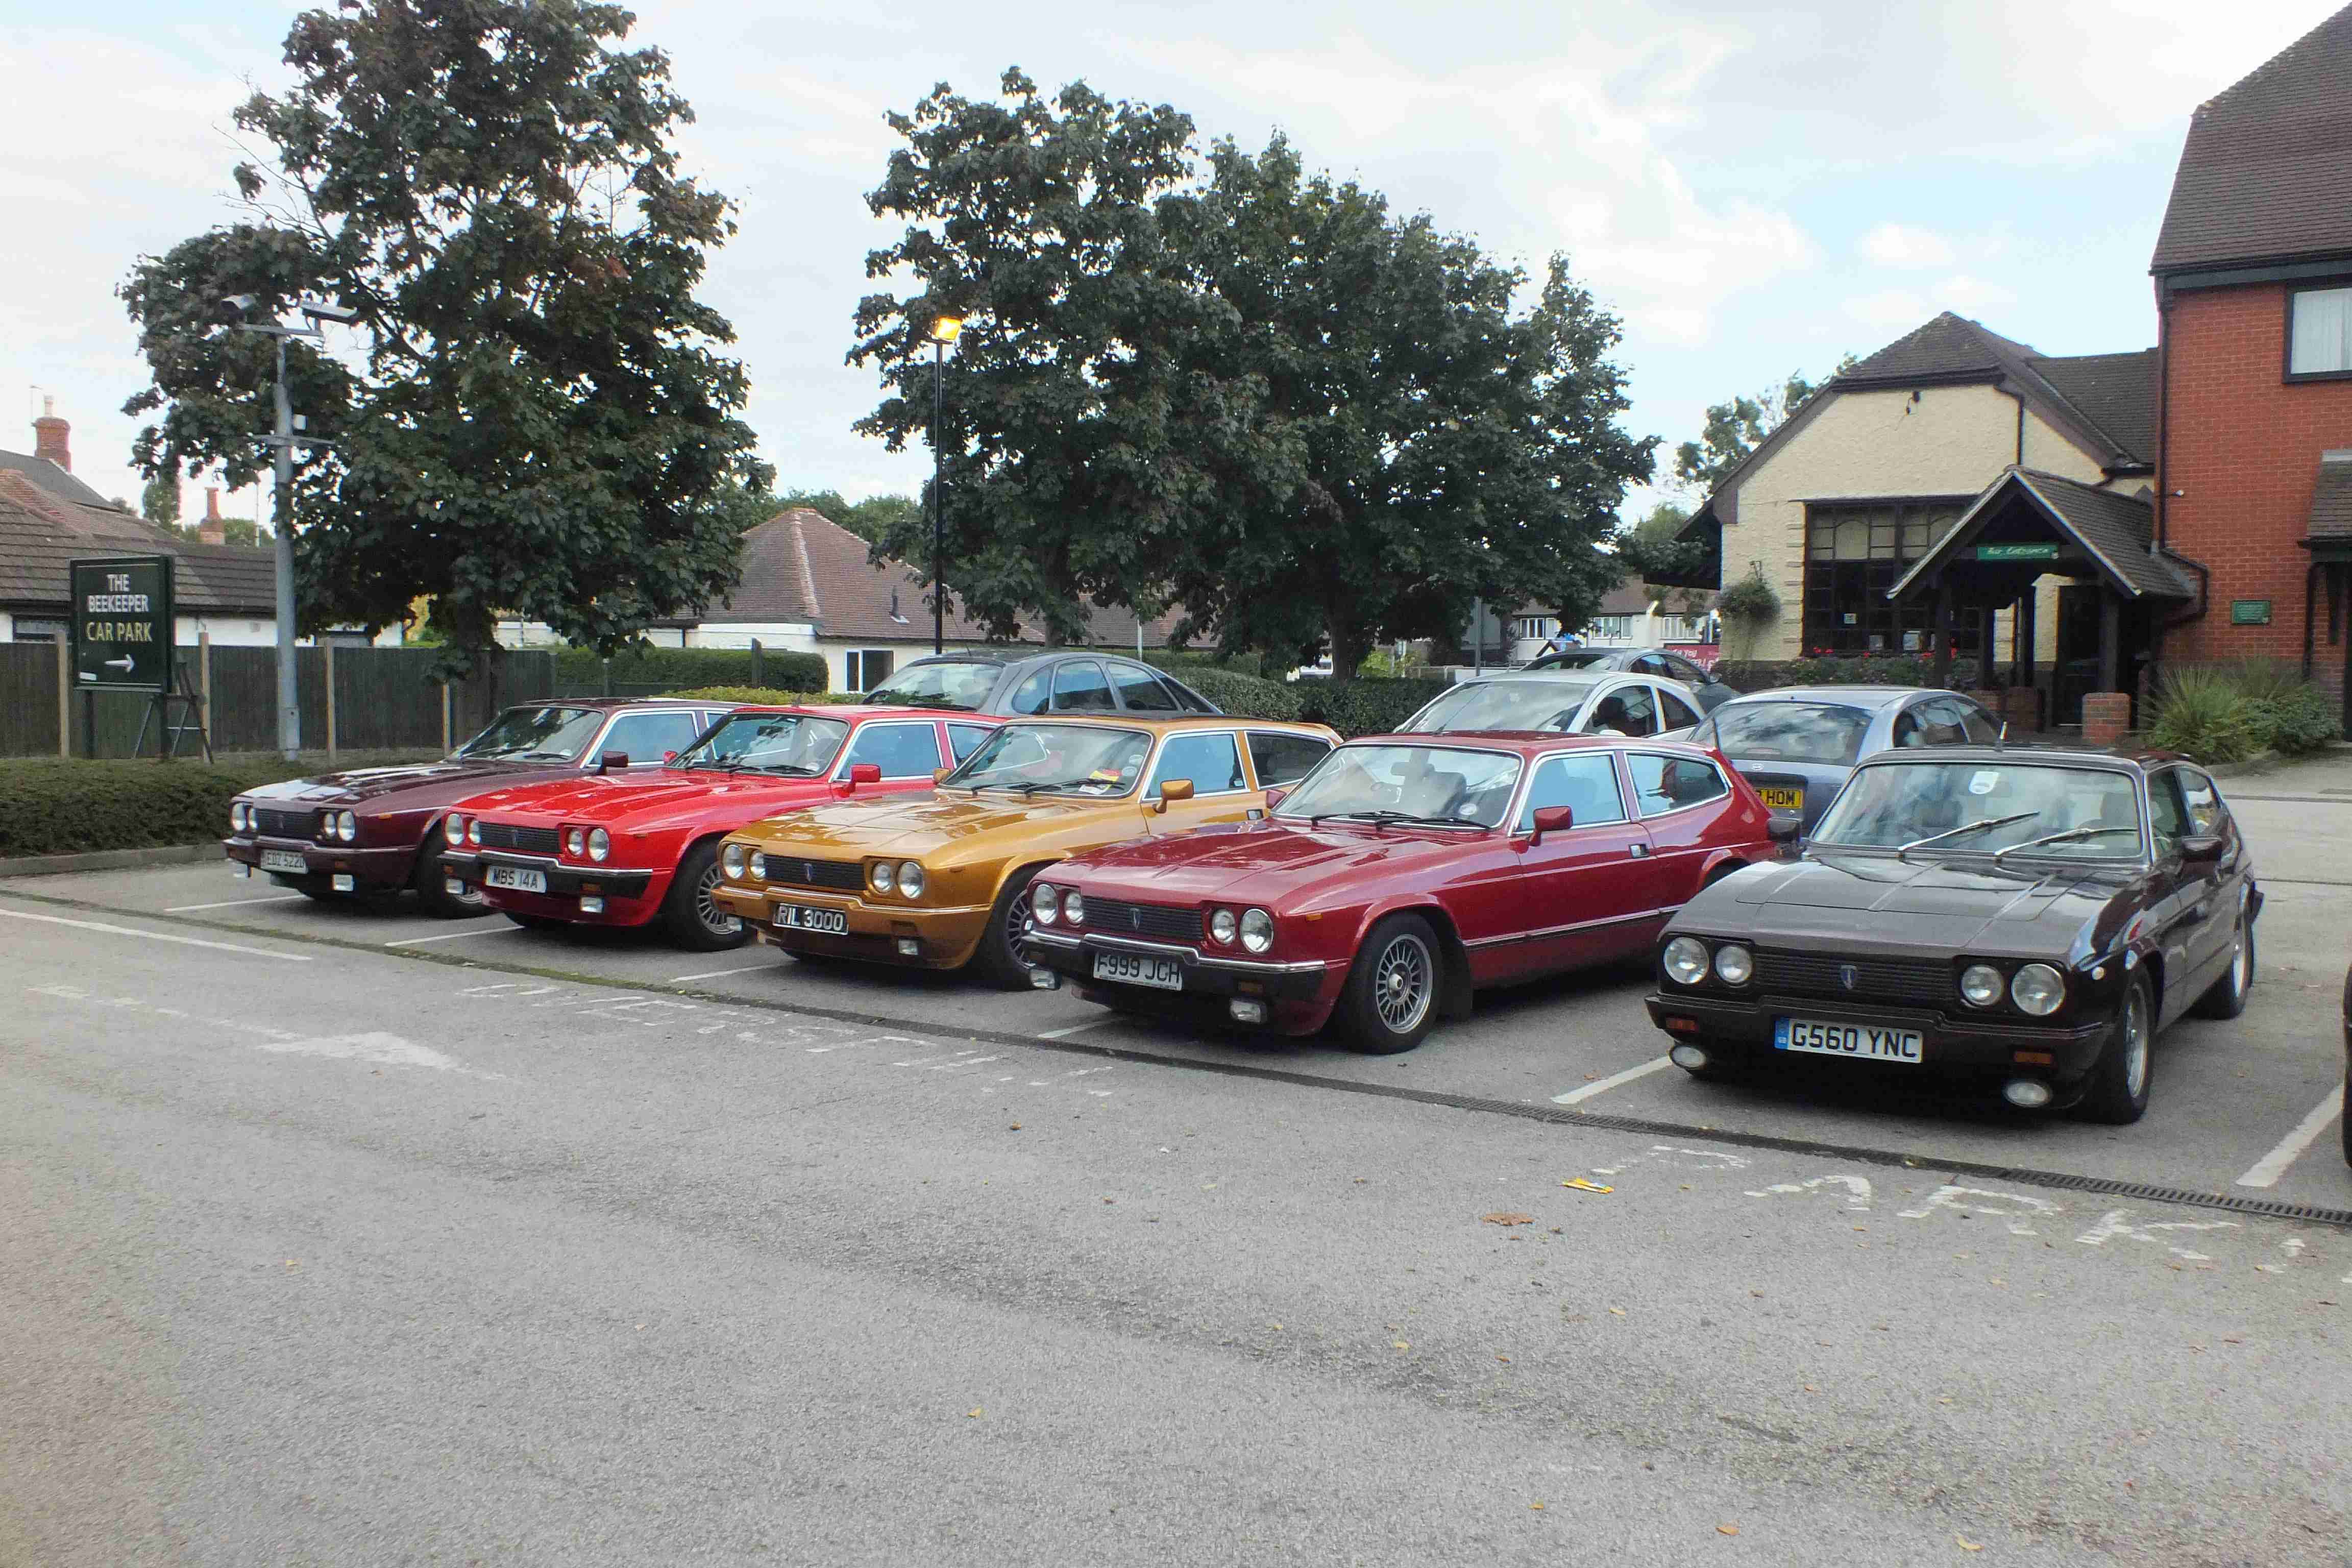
[1664, 936, 1711, 985]
[1063, 890, 1084, 926]
[869, 860, 896, 895]
[722, 843, 746, 879]
[336, 810, 357, 842]
[1960, 964, 2005, 1008]
[1033, 884, 1060, 925]
[748, 852, 767, 881]
[2011, 962, 2065, 1016]
[467, 818, 481, 845]
[896, 862, 925, 899]
[1210, 907, 1237, 945]
[445, 813, 464, 842]
[566, 827, 585, 856]
[1712, 943, 1754, 986]
[230, 802, 248, 832]
[1240, 907, 1274, 953]
[586, 828, 609, 863]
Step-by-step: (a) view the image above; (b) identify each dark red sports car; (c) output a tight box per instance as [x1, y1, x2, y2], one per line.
[1026, 732, 1792, 1051]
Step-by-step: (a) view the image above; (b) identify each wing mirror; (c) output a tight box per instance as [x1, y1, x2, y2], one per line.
[1529, 804, 1574, 844]
[934, 767, 953, 786]
[1154, 778, 1194, 814]
[595, 751, 629, 773]
[1261, 786, 1287, 813]
[1767, 816, 1802, 843]
[847, 762, 883, 789]
[2178, 833, 2225, 864]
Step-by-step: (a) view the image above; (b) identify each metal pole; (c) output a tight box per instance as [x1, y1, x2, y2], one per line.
[932, 338, 946, 656]
[54, 635, 69, 758]
[324, 639, 338, 763]
[273, 335, 300, 760]
[198, 631, 211, 744]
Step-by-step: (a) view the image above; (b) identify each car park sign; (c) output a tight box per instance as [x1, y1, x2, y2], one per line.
[71, 554, 174, 692]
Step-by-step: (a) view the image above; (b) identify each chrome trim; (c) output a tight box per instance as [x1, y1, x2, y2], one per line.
[1462, 906, 1672, 950]
[1075, 930, 1330, 974]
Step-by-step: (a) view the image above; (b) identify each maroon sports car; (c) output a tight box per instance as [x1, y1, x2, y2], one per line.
[1026, 732, 1792, 1052]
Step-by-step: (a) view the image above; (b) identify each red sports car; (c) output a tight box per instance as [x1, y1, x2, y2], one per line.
[438, 705, 1001, 948]
[1026, 732, 1793, 1051]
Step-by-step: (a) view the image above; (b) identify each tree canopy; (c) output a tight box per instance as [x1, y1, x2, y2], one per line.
[776, 487, 922, 546]
[850, 71, 1654, 678]
[119, 0, 769, 670]
[1671, 355, 1858, 495]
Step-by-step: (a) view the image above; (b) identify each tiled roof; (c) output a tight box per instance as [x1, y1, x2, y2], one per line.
[2309, 450, 2352, 539]
[0, 471, 278, 615]
[1843, 313, 2039, 382]
[0, 446, 120, 511]
[2025, 350, 2158, 465]
[1842, 312, 2155, 468]
[2152, 4, 2352, 273]
[1889, 468, 2192, 603]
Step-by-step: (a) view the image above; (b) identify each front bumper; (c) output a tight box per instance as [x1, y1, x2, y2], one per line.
[224, 835, 415, 890]
[439, 848, 658, 925]
[1645, 989, 2113, 1098]
[713, 883, 991, 970]
[1027, 927, 1339, 1032]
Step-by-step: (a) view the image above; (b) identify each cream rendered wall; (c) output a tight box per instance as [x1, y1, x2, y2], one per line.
[1722, 383, 2106, 662]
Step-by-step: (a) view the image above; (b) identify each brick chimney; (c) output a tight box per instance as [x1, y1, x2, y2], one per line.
[200, 486, 226, 546]
[32, 396, 69, 472]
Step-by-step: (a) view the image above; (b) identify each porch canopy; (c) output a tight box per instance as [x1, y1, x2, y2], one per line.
[1887, 467, 2192, 692]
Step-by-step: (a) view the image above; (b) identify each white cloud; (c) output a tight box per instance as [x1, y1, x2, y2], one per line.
[1858, 223, 1955, 270]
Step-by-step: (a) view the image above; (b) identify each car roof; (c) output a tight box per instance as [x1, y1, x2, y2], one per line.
[1854, 744, 2143, 773]
[720, 703, 961, 720]
[518, 697, 734, 712]
[997, 713, 1321, 732]
[1718, 686, 1932, 708]
[889, 647, 1166, 670]
[1346, 730, 1716, 758]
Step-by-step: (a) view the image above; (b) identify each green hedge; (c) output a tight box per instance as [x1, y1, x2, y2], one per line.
[1295, 678, 1454, 737]
[0, 754, 430, 860]
[552, 645, 829, 695]
[1171, 667, 1303, 721]
[1714, 656, 1981, 693]
[2147, 663, 2342, 764]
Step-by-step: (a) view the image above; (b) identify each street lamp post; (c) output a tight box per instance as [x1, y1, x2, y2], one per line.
[928, 314, 963, 656]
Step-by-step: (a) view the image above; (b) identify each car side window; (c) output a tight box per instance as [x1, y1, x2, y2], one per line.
[1667, 656, 1709, 687]
[1587, 685, 1658, 737]
[1148, 731, 1245, 797]
[1914, 699, 1970, 747]
[1050, 660, 1116, 712]
[839, 722, 945, 778]
[1657, 686, 1701, 730]
[1516, 753, 1628, 831]
[2148, 770, 2191, 853]
[2177, 769, 2225, 836]
[1109, 662, 1181, 712]
[1628, 753, 1729, 816]
[1958, 701, 2001, 745]
[1008, 670, 1050, 714]
[1165, 678, 1219, 714]
[1890, 707, 1925, 748]
[1629, 653, 1671, 677]
[600, 710, 705, 764]
[1246, 730, 1331, 787]
[947, 722, 993, 762]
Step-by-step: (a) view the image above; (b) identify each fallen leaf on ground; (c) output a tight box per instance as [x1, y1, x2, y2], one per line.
[1008, 1123, 1021, 1131]
[1530, 1501, 1545, 1510]
[966, 1408, 983, 1418]
[1957, 1534, 1982, 1551]
[1392, 1340, 1411, 1351]
[1496, 1355, 1511, 1363]
[1483, 1211, 1534, 1226]
[1608, 1307, 1626, 1316]
[1562, 1179, 1613, 1194]
[1718, 1525, 1739, 1536]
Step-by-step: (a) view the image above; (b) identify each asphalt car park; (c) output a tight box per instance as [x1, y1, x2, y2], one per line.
[10, 772, 2347, 1217]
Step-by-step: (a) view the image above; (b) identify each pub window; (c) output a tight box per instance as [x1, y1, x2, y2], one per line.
[2289, 285, 2352, 377]
[1801, 501, 1965, 656]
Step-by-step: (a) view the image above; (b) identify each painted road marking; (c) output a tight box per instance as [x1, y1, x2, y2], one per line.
[384, 925, 521, 947]
[0, 906, 311, 961]
[164, 894, 307, 912]
[2234, 1090, 2346, 1188]
[1552, 1054, 1673, 1106]
[668, 962, 776, 983]
[1037, 1019, 1117, 1040]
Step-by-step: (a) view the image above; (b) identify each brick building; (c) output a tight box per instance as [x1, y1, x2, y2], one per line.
[2150, 4, 2352, 719]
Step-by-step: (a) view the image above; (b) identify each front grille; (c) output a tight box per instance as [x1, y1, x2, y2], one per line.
[478, 822, 561, 855]
[1082, 897, 1206, 943]
[1756, 949, 1951, 1009]
[762, 856, 866, 892]
[253, 807, 314, 838]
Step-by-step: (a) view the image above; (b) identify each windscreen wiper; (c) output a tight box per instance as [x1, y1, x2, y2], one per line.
[1991, 825, 2140, 860]
[1310, 809, 1475, 829]
[1896, 811, 2037, 860]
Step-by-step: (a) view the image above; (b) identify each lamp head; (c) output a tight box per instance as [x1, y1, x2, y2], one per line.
[218, 294, 257, 313]
[930, 314, 964, 345]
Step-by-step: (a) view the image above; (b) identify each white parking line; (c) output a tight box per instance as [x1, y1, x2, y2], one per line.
[2234, 1090, 2345, 1188]
[1552, 1054, 1674, 1106]
[383, 926, 520, 947]
[668, 961, 775, 983]
[1037, 1018, 1116, 1040]
[165, 894, 307, 912]
[0, 906, 311, 961]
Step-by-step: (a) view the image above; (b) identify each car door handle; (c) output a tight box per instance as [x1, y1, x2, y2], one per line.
[1628, 844, 1650, 859]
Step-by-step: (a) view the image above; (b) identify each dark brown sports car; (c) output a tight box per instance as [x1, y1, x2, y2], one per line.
[221, 698, 739, 917]
[1646, 747, 2259, 1123]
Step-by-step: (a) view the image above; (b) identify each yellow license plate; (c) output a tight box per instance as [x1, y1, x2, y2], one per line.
[1757, 787, 1803, 811]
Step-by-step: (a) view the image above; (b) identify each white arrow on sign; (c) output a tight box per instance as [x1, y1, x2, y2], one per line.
[104, 656, 135, 672]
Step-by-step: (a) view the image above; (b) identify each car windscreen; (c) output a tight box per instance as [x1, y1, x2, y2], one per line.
[1273, 744, 1522, 828]
[1701, 702, 1873, 767]
[677, 712, 849, 776]
[943, 723, 1154, 797]
[1399, 679, 1601, 735]
[863, 660, 1001, 711]
[1813, 761, 2145, 859]
[453, 705, 604, 762]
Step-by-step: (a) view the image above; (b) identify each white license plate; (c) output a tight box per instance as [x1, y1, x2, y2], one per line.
[1092, 951, 1184, 991]
[778, 904, 847, 935]
[486, 865, 547, 894]
[1776, 1016, 1924, 1063]
[259, 849, 308, 874]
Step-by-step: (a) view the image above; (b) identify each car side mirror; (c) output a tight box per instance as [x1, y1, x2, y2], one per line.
[849, 762, 883, 788]
[934, 767, 953, 786]
[1767, 816, 1802, 843]
[1529, 804, 1573, 844]
[1155, 778, 1194, 814]
[2178, 833, 2224, 864]
[596, 751, 629, 773]
[1261, 786, 1287, 813]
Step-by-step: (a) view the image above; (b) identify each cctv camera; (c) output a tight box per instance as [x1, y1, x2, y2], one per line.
[299, 300, 360, 324]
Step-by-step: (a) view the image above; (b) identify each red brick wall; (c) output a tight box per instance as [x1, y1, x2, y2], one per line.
[2162, 283, 2352, 697]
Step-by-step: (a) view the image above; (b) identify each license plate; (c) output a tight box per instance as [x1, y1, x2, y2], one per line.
[1757, 787, 1803, 812]
[1092, 951, 1184, 991]
[486, 865, 547, 893]
[778, 904, 848, 935]
[1776, 1016, 1924, 1063]
[259, 849, 308, 874]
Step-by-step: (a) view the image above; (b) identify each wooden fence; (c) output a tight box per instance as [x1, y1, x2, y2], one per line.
[0, 643, 558, 759]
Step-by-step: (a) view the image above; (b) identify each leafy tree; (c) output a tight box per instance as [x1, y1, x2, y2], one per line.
[140, 475, 180, 525]
[118, 0, 769, 671]
[1671, 355, 1857, 495]
[775, 486, 921, 546]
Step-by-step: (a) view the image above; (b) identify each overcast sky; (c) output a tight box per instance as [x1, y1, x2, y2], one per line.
[0, 0, 2339, 527]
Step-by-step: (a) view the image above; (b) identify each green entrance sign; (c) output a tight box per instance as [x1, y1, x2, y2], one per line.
[70, 555, 175, 692]
[2230, 599, 2272, 626]
[1972, 543, 2060, 561]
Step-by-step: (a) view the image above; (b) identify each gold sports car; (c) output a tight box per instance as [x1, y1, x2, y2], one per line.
[713, 714, 1339, 985]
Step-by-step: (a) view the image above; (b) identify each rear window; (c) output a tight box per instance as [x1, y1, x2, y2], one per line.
[1400, 678, 1601, 734]
[863, 660, 999, 712]
[1701, 702, 1872, 767]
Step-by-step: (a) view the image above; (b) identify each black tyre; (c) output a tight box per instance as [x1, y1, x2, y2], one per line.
[660, 841, 749, 951]
[411, 824, 488, 919]
[1338, 913, 1444, 1055]
[2075, 971, 2154, 1125]
[2190, 891, 2254, 1020]
[504, 912, 565, 932]
[971, 865, 1044, 989]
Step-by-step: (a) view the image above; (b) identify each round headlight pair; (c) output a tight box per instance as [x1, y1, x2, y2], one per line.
[1239, 908, 1273, 953]
[230, 801, 250, 833]
[328, 810, 356, 843]
[721, 843, 746, 879]
[867, 860, 924, 899]
[1034, 884, 1060, 924]
[1959, 961, 2064, 1015]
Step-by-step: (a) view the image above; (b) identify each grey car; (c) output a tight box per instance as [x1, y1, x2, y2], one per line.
[861, 649, 1221, 716]
[1687, 686, 2001, 835]
[1521, 647, 1739, 713]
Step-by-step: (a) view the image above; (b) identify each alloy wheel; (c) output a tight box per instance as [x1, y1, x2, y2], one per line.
[2123, 984, 2150, 1099]
[1005, 886, 1034, 967]
[695, 863, 742, 938]
[1373, 933, 1434, 1034]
